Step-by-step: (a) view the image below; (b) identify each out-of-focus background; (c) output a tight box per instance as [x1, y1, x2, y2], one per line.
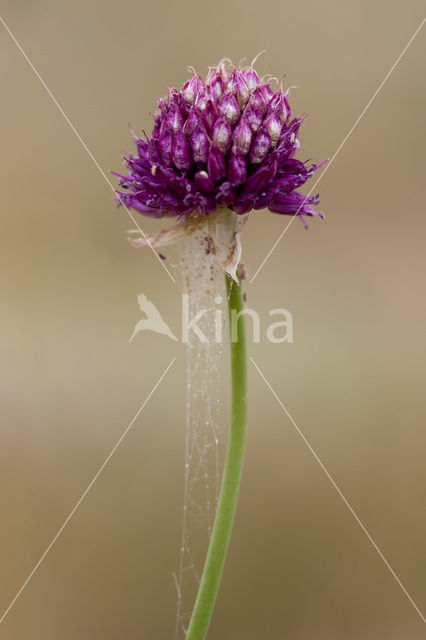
[1, 1, 425, 638]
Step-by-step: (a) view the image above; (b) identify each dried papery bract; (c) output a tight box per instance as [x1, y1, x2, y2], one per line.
[174, 228, 226, 637]
[128, 208, 248, 283]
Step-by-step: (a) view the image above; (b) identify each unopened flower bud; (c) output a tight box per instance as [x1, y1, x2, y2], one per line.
[264, 113, 282, 147]
[260, 83, 275, 104]
[217, 61, 230, 83]
[202, 100, 217, 133]
[166, 104, 184, 133]
[244, 103, 263, 133]
[209, 73, 224, 100]
[249, 130, 271, 164]
[234, 72, 249, 108]
[190, 126, 209, 163]
[267, 91, 287, 123]
[212, 117, 232, 154]
[250, 87, 267, 115]
[218, 93, 240, 125]
[207, 145, 227, 182]
[242, 67, 260, 90]
[172, 131, 192, 170]
[228, 151, 247, 186]
[182, 108, 199, 136]
[232, 117, 252, 155]
[158, 127, 173, 166]
[183, 74, 204, 105]
[195, 89, 208, 111]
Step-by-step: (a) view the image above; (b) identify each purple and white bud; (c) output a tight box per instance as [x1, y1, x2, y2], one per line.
[194, 170, 215, 193]
[166, 104, 184, 133]
[260, 83, 275, 104]
[249, 130, 271, 164]
[212, 117, 232, 154]
[148, 139, 161, 164]
[244, 103, 263, 133]
[183, 74, 204, 105]
[207, 145, 227, 182]
[195, 88, 208, 111]
[232, 116, 252, 155]
[182, 107, 199, 136]
[267, 91, 287, 123]
[158, 127, 173, 166]
[172, 131, 192, 170]
[242, 67, 260, 90]
[190, 125, 210, 163]
[250, 87, 267, 115]
[228, 150, 247, 186]
[209, 72, 224, 101]
[264, 113, 282, 147]
[217, 92, 240, 125]
[217, 61, 230, 83]
[135, 142, 150, 169]
[234, 72, 249, 108]
[201, 100, 217, 133]
[225, 70, 236, 93]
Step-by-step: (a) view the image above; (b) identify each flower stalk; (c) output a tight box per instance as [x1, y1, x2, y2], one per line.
[186, 268, 248, 640]
[112, 57, 325, 639]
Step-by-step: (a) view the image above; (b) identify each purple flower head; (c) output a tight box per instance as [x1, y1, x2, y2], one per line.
[115, 58, 325, 231]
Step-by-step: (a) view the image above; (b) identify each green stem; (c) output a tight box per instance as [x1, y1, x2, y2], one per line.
[186, 269, 248, 640]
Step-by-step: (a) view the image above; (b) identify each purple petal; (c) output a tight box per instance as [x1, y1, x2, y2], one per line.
[242, 156, 278, 192]
[215, 181, 235, 206]
[231, 195, 255, 214]
[183, 107, 200, 136]
[172, 131, 192, 170]
[264, 113, 282, 148]
[249, 129, 271, 164]
[217, 92, 240, 125]
[212, 116, 232, 154]
[267, 90, 287, 123]
[207, 145, 227, 182]
[194, 170, 215, 193]
[201, 99, 218, 133]
[158, 128, 173, 166]
[184, 191, 216, 215]
[190, 125, 210, 163]
[232, 116, 252, 155]
[166, 104, 184, 133]
[268, 191, 324, 220]
[244, 103, 263, 133]
[228, 150, 247, 186]
[241, 67, 260, 90]
[234, 71, 249, 107]
[183, 74, 204, 105]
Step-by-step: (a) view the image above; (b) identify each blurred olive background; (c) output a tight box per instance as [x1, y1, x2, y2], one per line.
[0, 1, 425, 638]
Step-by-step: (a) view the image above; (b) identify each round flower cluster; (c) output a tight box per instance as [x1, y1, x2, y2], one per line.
[115, 59, 324, 226]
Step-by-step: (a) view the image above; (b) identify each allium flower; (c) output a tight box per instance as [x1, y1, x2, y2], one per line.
[114, 58, 325, 279]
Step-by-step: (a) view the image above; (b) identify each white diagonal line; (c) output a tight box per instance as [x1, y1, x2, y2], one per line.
[0, 357, 176, 625]
[250, 17, 425, 284]
[0, 15, 176, 284]
[250, 356, 426, 624]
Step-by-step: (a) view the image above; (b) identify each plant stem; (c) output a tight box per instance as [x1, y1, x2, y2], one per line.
[185, 269, 248, 640]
